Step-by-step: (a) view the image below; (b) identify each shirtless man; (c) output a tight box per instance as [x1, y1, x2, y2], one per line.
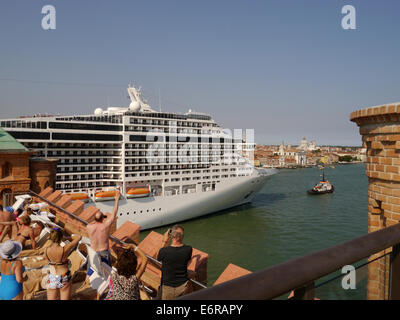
[86, 190, 120, 272]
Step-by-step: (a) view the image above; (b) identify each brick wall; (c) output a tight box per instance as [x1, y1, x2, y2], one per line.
[0, 152, 31, 206]
[351, 103, 400, 299]
[29, 158, 58, 194]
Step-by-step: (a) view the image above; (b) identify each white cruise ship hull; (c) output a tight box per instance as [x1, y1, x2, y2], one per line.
[93, 168, 276, 230]
[1, 85, 279, 230]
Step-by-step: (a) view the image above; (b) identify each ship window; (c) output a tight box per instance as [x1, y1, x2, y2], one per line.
[49, 122, 122, 131]
[52, 132, 122, 142]
[8, 131, 50, 140]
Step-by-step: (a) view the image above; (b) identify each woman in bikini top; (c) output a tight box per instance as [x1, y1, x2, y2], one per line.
[14, 215, 36, 250]
[45, 229, 82, 300]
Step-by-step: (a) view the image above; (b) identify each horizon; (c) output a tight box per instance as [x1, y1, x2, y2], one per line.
[1, 1, 400, 146]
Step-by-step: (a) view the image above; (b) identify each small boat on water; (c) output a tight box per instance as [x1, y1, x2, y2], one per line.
[126, 187, 150, 199]
[307, 171, 334, 195]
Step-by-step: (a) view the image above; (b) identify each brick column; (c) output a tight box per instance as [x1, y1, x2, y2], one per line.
[351, 104, 400, 300]
[29, 158, 58, 194]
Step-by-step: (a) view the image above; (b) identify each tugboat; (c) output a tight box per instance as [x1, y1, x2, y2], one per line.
[307, 171, 334, 195]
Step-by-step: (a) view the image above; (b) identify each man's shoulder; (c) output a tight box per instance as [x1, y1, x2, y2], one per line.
[159, 246, 168, 254]
[86, 222, 95, 229]
[86, 222, 99, 233]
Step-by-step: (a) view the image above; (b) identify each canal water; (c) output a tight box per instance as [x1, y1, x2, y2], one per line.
[141, 163, 368, 299]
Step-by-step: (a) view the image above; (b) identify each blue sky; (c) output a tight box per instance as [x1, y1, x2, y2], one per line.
[1, 0, 400, 146]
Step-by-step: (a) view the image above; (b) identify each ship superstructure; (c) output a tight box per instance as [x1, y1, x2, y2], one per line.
[1, 85, 277, 229]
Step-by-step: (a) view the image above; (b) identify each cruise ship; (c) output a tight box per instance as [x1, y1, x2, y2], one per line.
[0, 85, 277, 229]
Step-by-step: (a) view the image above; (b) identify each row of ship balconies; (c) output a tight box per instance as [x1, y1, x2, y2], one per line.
[48, 150, 121, 157]
[124, 158, 237, 165]
[125, 151, 236, 157]
[124, 166, 241, 173]
[56, 173, 121, 182]
[133, 174, 231, 180]
[124, 167, 238, 174]
[26, 143, 122, 150]
[58, 159, 121, 165]
[57, 166, 120, 173]
[125, 126, 220, 135]
[124, 143, 243, 150]
[56, 181, 117, 190]
[128, 118, 211, 127]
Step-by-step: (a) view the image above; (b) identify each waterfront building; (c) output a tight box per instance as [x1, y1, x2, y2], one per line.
[296, 150, 307, 166]
[275, 139, 315, 167]
[0, 127, 32, 206]
[299, 137, 308, 151]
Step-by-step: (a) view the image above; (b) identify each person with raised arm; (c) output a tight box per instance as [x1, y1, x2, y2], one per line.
[86, 190, 120, 273]
[157, 225, 193, 300]
[45, 229, 82, 300]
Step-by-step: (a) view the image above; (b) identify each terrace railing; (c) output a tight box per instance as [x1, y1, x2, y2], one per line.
[179, 222, 400, 300]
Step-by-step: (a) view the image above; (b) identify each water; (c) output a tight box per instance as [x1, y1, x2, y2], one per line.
[141, 163, 368, 298]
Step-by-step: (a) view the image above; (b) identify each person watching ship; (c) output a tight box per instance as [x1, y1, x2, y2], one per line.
[86, 190, 120, 273]
[157, 225, 193, 300]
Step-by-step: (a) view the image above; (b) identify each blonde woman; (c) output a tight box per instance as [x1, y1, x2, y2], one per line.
[44, 229, 81, 300]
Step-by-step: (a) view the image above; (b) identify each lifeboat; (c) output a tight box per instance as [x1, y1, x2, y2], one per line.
[94, 190, 118, 202]
[126, 187, 150, 199]
[69, 193, 89, 203]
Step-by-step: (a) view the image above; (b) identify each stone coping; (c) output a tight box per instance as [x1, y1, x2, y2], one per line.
[351, 103, 400, 122]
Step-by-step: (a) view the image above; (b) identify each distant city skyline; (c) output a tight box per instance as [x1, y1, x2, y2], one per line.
[1, 1, 400, 146]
